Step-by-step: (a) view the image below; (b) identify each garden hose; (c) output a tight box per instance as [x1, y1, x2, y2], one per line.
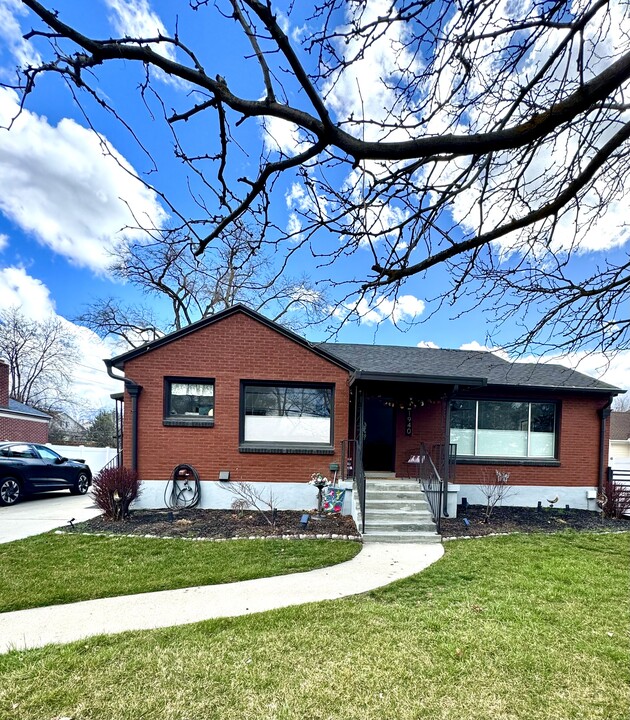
[164, 463, 201, 509]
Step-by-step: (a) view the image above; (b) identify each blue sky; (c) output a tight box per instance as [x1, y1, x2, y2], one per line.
[0, 0, 628, 413]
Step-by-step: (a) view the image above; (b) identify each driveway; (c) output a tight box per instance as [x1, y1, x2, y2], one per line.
[0, 492, 102, 544]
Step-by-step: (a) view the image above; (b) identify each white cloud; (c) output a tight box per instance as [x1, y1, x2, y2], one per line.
[322, 0, 421, 143]
[458, 338, 630, 392]
[67, 322, 125, 410]
[262, 116, 311, 157]
[529, 351, 630, 394]
[335, 293, 425, 326]
[0, 0, 41, 70]
[0, 267, 123, 409]
[0, 233, 7, 251]
[417, 340, 439, 349]
[0, 88, 167, 273]
[0, 266, 56, 317]
[104, 0, 175, 61]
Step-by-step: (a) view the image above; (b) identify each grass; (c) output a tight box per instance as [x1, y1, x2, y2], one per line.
[0, 531, 628, 720]
[0, 533, 361, 612]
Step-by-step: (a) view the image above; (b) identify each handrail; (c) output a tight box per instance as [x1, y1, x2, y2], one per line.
[98, 451, 122, 474]
[417, 442, 444, 533]
[341, 439, 366, 534]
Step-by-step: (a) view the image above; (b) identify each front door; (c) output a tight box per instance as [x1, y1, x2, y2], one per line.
[363, 396, 396, 472]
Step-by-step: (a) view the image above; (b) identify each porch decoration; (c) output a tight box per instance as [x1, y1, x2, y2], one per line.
[322, 486, 346, 514]
[309, 472, 331, 517]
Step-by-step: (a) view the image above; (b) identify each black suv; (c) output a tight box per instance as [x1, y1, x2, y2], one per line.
[0, 442, 92, 506]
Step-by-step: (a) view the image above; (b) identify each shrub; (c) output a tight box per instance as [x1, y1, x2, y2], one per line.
[601, 477, 630, 519]
[92, 466, 141, 520]
[221, 481, 277, 526]
[479, 469, 514, 523]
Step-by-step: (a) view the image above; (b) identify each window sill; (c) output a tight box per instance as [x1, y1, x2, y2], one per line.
[239, 444, 335, 455]
[456, 457, 560, 467]
[163, 418, 215, 428]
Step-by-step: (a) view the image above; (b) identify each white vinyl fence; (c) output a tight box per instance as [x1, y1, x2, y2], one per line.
[46, 444, 118, 475]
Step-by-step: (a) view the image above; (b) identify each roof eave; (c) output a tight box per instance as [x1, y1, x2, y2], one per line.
[483, 383, 623, 395]
[350, 370, 488, 387]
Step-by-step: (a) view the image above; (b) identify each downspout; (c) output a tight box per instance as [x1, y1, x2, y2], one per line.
[598, 397, 613, 495]
[105, 362, 143, 474]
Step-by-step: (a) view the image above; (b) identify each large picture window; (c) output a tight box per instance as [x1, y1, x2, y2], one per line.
[450, 399, 556, 458]
[165, 378, 215, 425]
[242, 383, 333, 446]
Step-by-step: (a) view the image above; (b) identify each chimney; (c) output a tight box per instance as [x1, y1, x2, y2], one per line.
[0, 361, 8, 408]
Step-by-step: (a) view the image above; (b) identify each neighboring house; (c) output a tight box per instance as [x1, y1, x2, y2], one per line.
[105, 305, 621, 516]
[610, 411, 630, 465]
[48, 411, 87, 444]
[0, 361, 50, 443]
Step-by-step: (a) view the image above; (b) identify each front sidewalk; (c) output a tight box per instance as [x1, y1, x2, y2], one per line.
[0, 541, 443, 653]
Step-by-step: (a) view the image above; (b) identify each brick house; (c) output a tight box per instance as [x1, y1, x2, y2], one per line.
[0, 361, 50, 442]
[105, 305, 621, 521]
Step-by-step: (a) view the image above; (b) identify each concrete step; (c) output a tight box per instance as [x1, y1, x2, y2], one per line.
[365, 521, 438, 533]
[368, 505, 433, 520]
[366, 493, 428, 504]
[368, 505, 431, 516]
[358, 478, 441, 544]
[362, 531, 442, 544]
[365, 478, 421, 486]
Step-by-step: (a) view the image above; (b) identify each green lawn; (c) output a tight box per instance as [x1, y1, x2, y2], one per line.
[0, 533, 360, 612]
[1, 531, 628, 720]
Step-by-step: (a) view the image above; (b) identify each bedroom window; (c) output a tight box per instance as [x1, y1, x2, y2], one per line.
[241, 383, 333, 446]
[164, 378, 215, 426]
[450, 399, 556, 458]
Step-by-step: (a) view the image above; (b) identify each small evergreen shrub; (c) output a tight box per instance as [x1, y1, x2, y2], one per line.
[93, 466, 141, 520]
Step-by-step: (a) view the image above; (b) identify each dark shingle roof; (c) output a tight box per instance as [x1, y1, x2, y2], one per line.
[611, 411, 630, 440]
[319, 343, 621, 393]
[1, 399, 51, 419]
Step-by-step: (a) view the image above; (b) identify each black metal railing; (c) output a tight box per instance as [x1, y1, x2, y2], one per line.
[341, 438, 366, 534]
[417, 443, 444, 533]
[99, 451, 122, 474]
[430, 442, 456, 516]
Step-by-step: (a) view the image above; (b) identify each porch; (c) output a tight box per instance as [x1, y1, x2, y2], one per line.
[341, 382, 462, 540]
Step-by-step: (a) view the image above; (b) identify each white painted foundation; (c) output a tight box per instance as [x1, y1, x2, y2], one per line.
[135, 479, 355, 515]
[455, 484, 599, 512]
[133, 479, 598, 516]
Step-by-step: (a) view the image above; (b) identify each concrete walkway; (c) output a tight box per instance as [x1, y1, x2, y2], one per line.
[0, 492, 101, 544]
[0, 541, 443, 654]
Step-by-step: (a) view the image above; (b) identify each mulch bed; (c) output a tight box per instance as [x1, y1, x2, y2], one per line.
[73, 505, 630, 541]
[441, 504, 630, 538]
[76, 508, 361, 540]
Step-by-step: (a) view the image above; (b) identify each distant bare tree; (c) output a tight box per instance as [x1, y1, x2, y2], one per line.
[0, 307, 78, 411]
[78, 225, 328, 346]
[612, 395, 630, 412]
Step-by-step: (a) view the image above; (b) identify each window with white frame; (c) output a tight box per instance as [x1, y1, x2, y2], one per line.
[242, 383, 333, 445]
[165, 379, 215, 421]
[450, 399, 556, 458]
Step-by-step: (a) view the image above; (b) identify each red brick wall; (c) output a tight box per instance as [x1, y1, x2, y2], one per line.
[0, 362, 8, 408]
[122, 312, 350, 483]
[394, 397, 446, 478]
[393, 389, 610, 488]
[0, 414, 49, 443]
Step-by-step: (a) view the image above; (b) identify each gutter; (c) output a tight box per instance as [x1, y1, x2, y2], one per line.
[348, 370, 487, 387]
[104, 360, 143, 473]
